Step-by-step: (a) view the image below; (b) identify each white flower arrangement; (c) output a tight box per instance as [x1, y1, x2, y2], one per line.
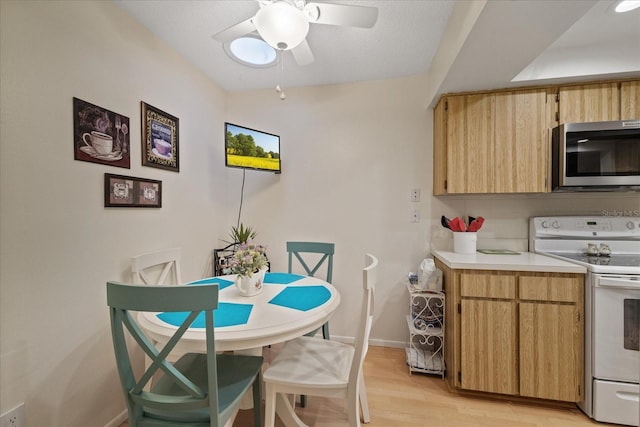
[229, 242, 268, 277]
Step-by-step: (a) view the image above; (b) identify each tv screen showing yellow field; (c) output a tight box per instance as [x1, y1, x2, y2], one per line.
[225, 124, 280, 172]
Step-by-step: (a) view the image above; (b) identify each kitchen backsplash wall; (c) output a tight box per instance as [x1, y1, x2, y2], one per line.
[430, 192, 639, 252]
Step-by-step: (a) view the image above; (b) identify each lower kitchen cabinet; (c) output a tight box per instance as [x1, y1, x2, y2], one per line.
[519, 274, 583, 402]
[435, 259, 584, 403]
[519, 302, 581, 401]
[460, 298, 518, 395]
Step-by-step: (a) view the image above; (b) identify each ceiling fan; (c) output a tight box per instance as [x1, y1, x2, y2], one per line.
[213, 0, 379, 66]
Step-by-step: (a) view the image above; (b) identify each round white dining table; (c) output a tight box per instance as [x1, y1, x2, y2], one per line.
[137, 271, 341, 427]
[137, 271, 341, 353]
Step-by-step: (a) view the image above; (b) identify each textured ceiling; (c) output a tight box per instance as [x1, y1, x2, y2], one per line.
[114, 0, 455, 92]
[113, 0, 640, 96]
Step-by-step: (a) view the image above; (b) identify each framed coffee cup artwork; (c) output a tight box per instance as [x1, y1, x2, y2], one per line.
[104, 173, 162, 208]
[141, 102, 179, 172]
[73, 97, 130, 168]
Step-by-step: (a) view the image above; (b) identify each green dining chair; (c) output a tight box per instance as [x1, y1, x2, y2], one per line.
[106, 281, 263, 427]
[286, 241, 335, 408]
[287, 241, 335, 340]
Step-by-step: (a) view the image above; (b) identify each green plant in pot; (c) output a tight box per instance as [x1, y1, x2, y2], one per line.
[227, 223, 257, 245]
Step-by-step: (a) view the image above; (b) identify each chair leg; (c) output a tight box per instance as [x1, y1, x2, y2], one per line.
[322, 322, 330, 340]
[300, 394, 307, 408]
[347, 388, 361, 427]
[253, 374, 262, 427]
[264, 384, 277, 427]
[359, 373, 370, 423]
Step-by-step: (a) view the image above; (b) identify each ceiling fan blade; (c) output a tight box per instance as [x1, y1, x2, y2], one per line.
[212, 17, 257, 43]
[291, 39, 315, 66]
[305, 2, 378, 28]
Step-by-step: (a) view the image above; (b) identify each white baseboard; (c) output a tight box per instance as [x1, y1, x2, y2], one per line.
[332, 335, 407, 349]
[104, 409, 127, 427]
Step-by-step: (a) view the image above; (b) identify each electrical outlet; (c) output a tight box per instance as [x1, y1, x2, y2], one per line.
[0, 403, 25, 427]
[410, 188, 420, 202]
[411, 208, 420, 223]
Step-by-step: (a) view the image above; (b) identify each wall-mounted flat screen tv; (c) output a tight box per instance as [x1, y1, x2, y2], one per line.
[225, 122, 281, 174]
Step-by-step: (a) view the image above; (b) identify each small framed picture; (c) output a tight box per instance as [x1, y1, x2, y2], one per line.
[141, 102, 179, 172]
[73, 97, 130, 168]
[104, 173, 162, 208]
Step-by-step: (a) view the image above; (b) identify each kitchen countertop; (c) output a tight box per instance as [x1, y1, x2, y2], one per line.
[432, 249, 587, 274]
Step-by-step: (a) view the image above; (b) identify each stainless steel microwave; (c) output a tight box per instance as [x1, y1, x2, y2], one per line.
[552, 120, 640, 192]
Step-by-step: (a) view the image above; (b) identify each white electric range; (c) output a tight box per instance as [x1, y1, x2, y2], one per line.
[530, 216, 640, 426]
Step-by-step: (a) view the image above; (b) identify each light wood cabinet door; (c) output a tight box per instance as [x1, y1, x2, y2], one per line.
[559, 82, 620, 123]
[494, 89, 549, 192]
[519, 302, 582, 401]
[446, 94, 495, 193]
[433, 98, 447, 195]
[620, 80, 640, 120]
[460, 299, 518, 395]
[435, 259, 459, 388]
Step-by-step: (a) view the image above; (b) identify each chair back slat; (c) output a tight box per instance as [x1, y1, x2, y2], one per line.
[131, 248, 183, 286]
[287, 241, 334, 283]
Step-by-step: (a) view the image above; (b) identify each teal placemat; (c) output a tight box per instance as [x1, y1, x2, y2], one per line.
[187, 277, 234, 290]
[156, 302, 253, 328]
[264, 272, 305, 284]
[268, 285, 331, 311]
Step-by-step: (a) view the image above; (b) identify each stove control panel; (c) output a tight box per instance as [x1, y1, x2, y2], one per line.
[531, 216, 640, 238]
[575, 219, 612, 231]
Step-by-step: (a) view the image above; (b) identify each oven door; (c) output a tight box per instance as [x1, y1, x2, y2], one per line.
[593, 274, 640, 382]
[592, 274, 640, 426]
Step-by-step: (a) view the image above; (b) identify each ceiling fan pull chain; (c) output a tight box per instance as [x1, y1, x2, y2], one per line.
[275, 49, 282, 94]
[278, 50, 286, 100]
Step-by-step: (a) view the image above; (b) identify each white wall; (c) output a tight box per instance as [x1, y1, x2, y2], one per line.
[225, 77, 433, 348]
[0, 1, 229, 425]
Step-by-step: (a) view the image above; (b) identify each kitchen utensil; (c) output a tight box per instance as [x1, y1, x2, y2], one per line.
[468, 216, 485, 232]
[441, 215, 451, 230]
[450, 217, 467, 232]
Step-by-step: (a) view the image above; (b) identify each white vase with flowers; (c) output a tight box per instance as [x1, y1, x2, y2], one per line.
[230, 242, 268, 296]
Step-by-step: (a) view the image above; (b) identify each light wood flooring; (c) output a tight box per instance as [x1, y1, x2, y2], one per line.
[120, 345, 599, 427]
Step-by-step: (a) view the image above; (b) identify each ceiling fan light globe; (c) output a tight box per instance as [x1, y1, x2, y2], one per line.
[254, 1, 309, 51]
[615, 0, 640, 12]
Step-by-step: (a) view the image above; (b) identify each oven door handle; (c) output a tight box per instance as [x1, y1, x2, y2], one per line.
[596, 276, 640, 289]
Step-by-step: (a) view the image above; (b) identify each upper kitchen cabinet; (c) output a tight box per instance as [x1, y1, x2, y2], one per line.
[433, 97, 448, 195]
[620, 80, 640, 119]
[494, 89, 552, 193]
[433, 89, 550, 195]
[558, 82, 620, 123]
[443, 93, 495, 194]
